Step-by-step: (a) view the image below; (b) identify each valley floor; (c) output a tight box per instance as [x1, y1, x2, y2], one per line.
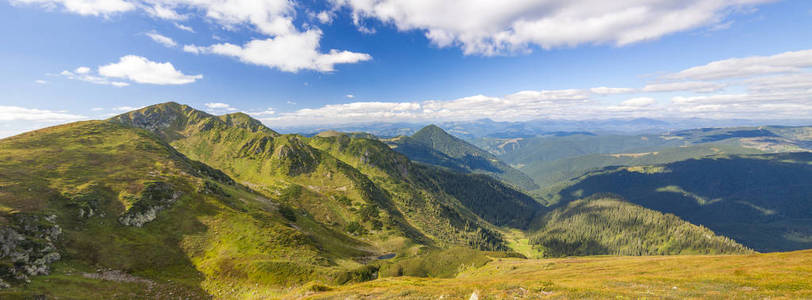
[303, 249, 812, 299]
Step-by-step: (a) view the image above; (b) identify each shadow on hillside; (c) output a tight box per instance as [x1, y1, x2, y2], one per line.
[555, 152, 812, 252]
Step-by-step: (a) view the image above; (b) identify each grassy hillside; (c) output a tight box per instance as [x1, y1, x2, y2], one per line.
[307, 250, 812, 299]
[385, 125, 539, 190]
[554, 152, 812, 252]
[308, 133, 543, 247]
[529, 196, 751, 257]
[0, 120, 379, 298]
[112, 103, 542, 252]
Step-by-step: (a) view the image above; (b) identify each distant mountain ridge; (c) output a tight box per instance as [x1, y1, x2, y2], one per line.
[384, 125, 539, 190]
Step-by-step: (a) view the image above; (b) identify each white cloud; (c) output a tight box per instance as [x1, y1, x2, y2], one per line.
[192, 30, 371, 72]
[0, 106, 86, 121]
[144, 3, 186, 20]
[316, 11, 332, 24]
[334, 0, 775, 55]
[590, 87, 635, 95]
[34, 79, 48, 84]
[99, 55, 202, 85]
[642, 81, 725, 93]
[345, 94, 354, 98]
[204, 102, 237, 111]
[669, 49, 812, 80]
[248, 107, 275, 116]
[11, 0, 135, 16]
[620, 97, 656, 107]
[174, 23, 194, 32]
[16, 0, 372, 73]
[146, 32, 177, 47]
[261, 89, 596, 126]
[182, 44, 202, 54]
[59, 69, 130, 87]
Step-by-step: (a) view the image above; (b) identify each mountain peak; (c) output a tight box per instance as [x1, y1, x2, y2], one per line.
[413, 124, 452, 139]
[109, 102, 279, 140]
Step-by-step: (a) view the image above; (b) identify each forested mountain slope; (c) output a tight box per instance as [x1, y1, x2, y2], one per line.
[553, 153, 812, 252]
[384, 125, 538, 190]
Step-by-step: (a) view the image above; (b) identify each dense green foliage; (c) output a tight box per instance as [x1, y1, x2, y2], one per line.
[554, 153, 812, 252]
[529, 195, 751, 257]
[386, 125, 539, 190]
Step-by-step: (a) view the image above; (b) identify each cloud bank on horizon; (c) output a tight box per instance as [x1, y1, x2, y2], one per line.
[2, 0, 811, 136]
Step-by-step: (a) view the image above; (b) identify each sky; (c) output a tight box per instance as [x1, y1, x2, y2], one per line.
[1, 0, 812, 137]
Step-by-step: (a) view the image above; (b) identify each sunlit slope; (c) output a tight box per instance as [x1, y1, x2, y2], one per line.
[0, 120, 379, 298]
[308, 133, 544, 245]
[111, 102, 543, 251]
[529, 196, 751, 257]
[307, 250, 812, 299]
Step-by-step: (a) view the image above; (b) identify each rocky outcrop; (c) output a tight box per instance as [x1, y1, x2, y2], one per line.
[65, 185, 106, 219]
[0, 213, 62, 288]
[118, 182, 181, 227]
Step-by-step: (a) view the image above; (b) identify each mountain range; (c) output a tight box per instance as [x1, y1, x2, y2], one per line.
[0, 102, 809, 298]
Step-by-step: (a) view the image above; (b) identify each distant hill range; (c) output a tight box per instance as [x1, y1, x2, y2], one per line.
[382, 125, 539, 190]
[280, 118, 812, 139]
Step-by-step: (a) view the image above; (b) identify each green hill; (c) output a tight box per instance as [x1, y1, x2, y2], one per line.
[0, 120, 376, 298]
[529, 195, 751, 257]
[385, 125, 539, 190]
[553, 152, 812, 252]
[112, 103, 545, 252]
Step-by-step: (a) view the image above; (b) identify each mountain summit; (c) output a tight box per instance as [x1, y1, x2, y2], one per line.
[386, 124, 539, 190]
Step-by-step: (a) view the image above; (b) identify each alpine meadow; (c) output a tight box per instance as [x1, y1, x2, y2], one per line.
[2, 0, 812, 299]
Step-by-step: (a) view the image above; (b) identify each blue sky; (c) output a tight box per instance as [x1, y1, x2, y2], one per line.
[1, 0, 812, 136]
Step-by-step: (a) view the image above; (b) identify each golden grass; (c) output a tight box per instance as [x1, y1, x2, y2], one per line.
[300, 250, 812, 299]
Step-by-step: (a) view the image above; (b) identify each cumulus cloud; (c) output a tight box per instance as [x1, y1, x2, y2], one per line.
[259, 48, 812, 126]
[146, 32, 177, 47]
[189, 30, 371, 72]
[11, 0, 135, 16]
[144, 3, 186, 20]
[668, 49, 812, 80]
[59, 69, 130, 87]
[0, 106, 86, 121]
[260, 89, 597, 126]
[16, 0, 373, 73]
[58, 56, 200, 86]
[0, 106, 89, 138]
[204, 102, 237, 111]
[620, 97, 656, 107]
[590, 87, 635, 95]
[248, 107, 276, 116]
[642, 81, 725, 93]
[98, 55, 202, 85]
[174, 23, 194, 32]
[334, 0, 775, 55]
